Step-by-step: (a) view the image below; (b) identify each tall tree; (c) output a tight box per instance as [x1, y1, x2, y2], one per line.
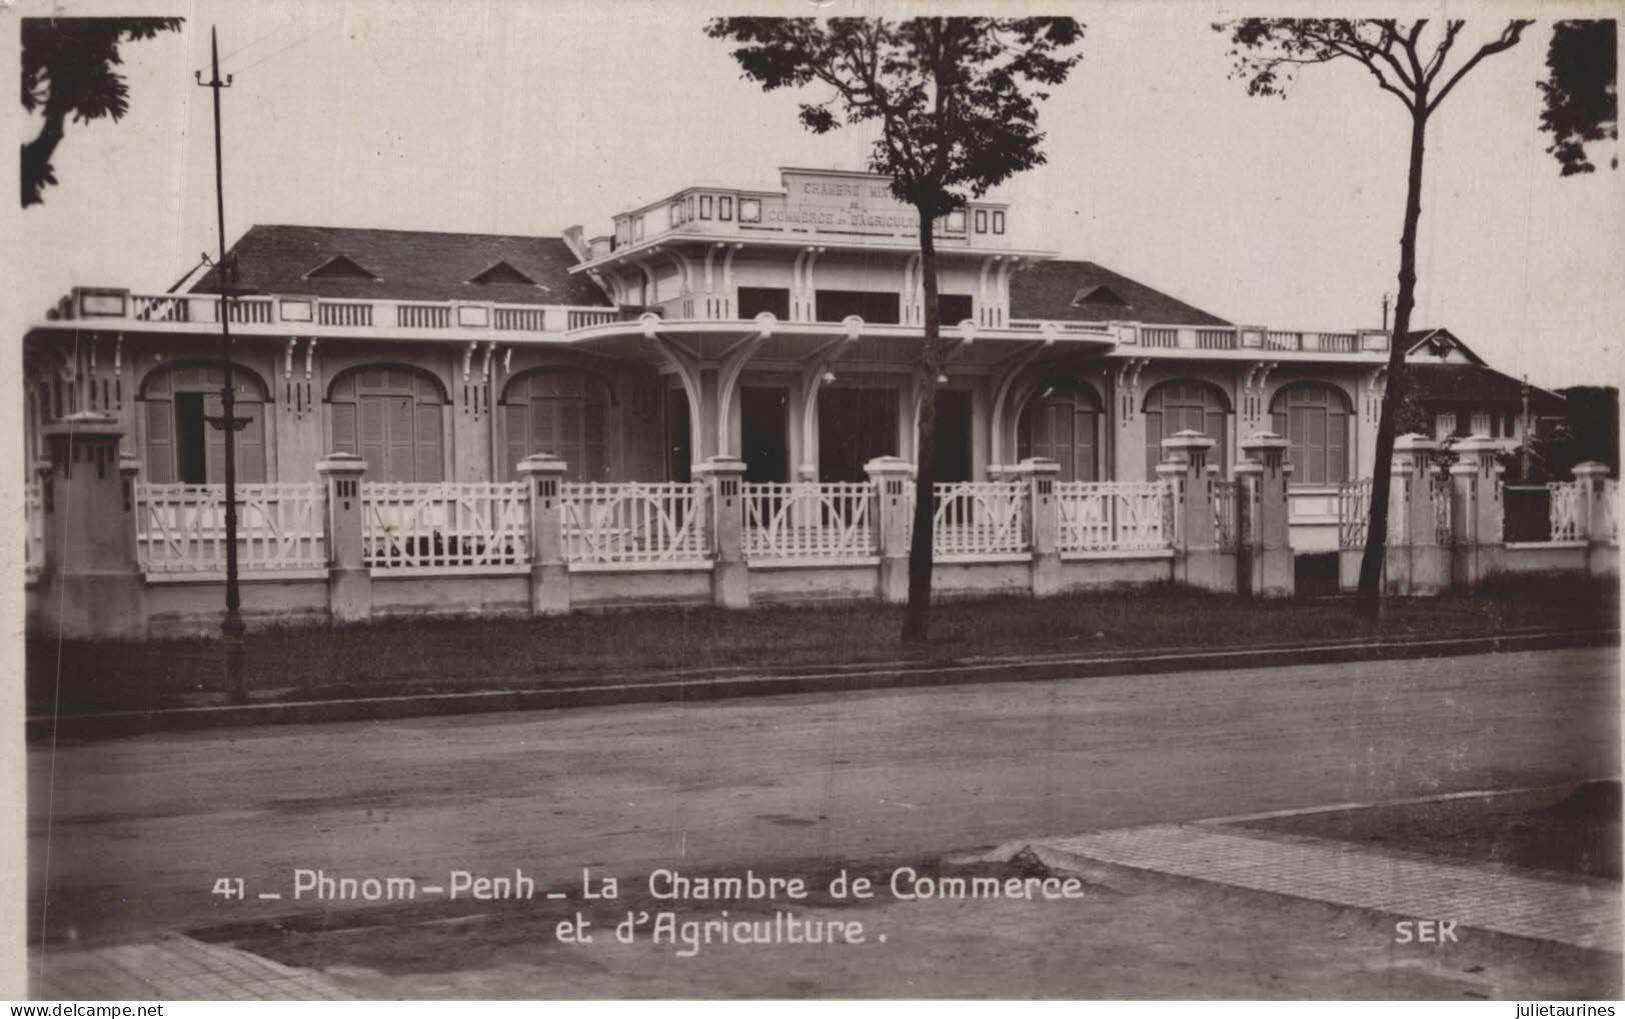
[706, 17, 1084, 642]
[1215, 19, 1612, 619]
[1540, 20, 1618, 175]
[20, 16, 184, 207]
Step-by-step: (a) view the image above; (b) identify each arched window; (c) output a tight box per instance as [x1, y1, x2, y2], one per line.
[328, 365, 445, 482]
[1143, 380, 1230, 479]
[500, 369, 611, 482]
[1270, 382, 1351, 485]
[1017, 380, 1102, 482]
[141, 362, 269, 484]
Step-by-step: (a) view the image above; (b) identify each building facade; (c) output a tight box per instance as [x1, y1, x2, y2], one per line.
[27, 166, 1495, 551]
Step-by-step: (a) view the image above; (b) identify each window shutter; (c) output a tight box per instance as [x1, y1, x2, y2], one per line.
[331, 402, 358, 457]
[359, 396, 388, 479]
[204, 394, 227, 482]
[1144, 411, 1163, 480]
[1076, 411, 1097, 483]
[144, 400, 174, 483]
[415, 403, 443, 482]
[1329, 410, 1347, 482]
[386, 396, 416, 482]
[236, 403, 267, 483]
[504, 404, 530, 481]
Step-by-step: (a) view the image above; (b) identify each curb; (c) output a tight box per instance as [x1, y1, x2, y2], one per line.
[27, 627, 1618, 741]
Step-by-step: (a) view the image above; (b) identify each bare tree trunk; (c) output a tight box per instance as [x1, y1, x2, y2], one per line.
[1356, 108, 1429, 620]
[902, 208, 941, 643]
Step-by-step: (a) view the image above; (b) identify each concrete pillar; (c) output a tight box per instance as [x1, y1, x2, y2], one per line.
[1572, 460, 1616, 576]
[1013, 457, 1061, 597]
[1386, 433, 1444, 595]
[1160, 429, 1223, 590]
[36, 412, 147, 639]
[517, 454, 570, 615]
[693, 455, 748, 608]
[1237, 431, 1294, 597]
[1450, 434, 1505, 586]
[317, 452, 371, 623]
[866, 455, 915, 604]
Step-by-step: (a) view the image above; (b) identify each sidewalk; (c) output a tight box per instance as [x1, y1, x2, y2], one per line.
[28, 934, 352, 1001]
[27, 625, 1618, 739]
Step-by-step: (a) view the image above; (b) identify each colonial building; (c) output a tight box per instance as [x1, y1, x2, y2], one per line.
[25, 166, 1431, 551]
[1403, 328, 1566, 448]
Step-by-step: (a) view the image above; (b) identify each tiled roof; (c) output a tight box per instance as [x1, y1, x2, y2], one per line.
[1405, 327, 1487, 366]
[1008, 260, 1230, 327]
[192, 225, 612, 307]
[1408, 363, 1566, 414]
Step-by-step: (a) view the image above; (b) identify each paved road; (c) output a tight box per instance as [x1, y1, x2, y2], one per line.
[27, 647, 1619, 949]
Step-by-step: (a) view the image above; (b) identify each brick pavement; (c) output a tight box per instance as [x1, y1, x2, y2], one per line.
[28, 933, 353, 1000]
[1039, 823, 1622, 952]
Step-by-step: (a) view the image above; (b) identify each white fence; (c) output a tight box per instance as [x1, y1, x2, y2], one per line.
[1056, 481, 1171, 553]
[1548, 481, 1585, 543]
[134, 482, 327, 574]
[924, 482, 1030, 558]
[1212, 480, 1239, 550]
[362, 482, 529, 572]
[1600, 480, 1619, 545]
[561, 482, 710, 566]
[1337, 479, 1373, 550]
[744, 482, 876, 562]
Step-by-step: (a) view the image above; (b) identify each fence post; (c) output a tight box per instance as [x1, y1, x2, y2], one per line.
[866, 455, 915, 604]
[517, 454, 570, 616]
[36, 412, 147, 638]
[1015, 457, 1061, 597]
[694, 455, 749, 609]
[1237, 430, 1294, 597]
[1388, 433, 1442, 594]
[317, 452, 371, 623]
[1572, 461, 1614, 577]
[1451, 434, 1504, 587]
[1160, 429, 1221, 590]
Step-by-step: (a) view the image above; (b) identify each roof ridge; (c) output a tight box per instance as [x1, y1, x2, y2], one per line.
[243, 223, 568, 242]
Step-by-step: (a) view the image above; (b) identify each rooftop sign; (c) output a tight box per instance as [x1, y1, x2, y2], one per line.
[775, 170, 921, 235]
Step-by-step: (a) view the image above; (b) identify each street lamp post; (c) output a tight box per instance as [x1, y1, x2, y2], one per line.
[197, 27, 248, 703]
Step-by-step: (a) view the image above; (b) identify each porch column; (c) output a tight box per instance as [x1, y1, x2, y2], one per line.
[1386, 433, 1444, 595]
[317, 452, 371, 623]
[866, 455, 915, 604]
[1237, 430, 1294, 597]
[517, 454, 570, 616]
[694, 455, 749, 608]
[1450, 435, 1505, 587]
[1572, 461, 1616, 576]
[1014, 457, 1062, 597]
[1159, 429, 1222, 591]
[37, 412, 147, 639]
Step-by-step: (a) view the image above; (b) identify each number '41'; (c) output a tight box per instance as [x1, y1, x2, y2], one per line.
[212, 878, 245, 900]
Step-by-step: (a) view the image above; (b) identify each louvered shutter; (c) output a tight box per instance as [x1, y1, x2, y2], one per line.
[415, 403, 443, 482]
[1076, 410, 1097, 482]
[331, 402, 358, 458]
[359, 396, 388, 479]
[145, 400, 174, 483]
[504, 404, 530, 480]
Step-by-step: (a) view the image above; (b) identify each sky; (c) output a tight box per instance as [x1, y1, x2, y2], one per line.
[11, 0, 1625, 389]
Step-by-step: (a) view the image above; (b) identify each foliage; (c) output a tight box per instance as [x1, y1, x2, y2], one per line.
[706, 17, 1083, 641]
[1214, 19, 1541, 620]
[705, 17, 1083, 214]
[1540, 20, 1618, 175]
[20, 16, 183, 207]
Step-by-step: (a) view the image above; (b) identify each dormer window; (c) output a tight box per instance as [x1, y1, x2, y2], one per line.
[468, 261, 537, 286]
[304, 255, 379, 281]
[1071, 285, 1130, 309]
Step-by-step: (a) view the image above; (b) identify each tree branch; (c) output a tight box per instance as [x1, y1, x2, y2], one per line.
[1428, 20, 1532, 113]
